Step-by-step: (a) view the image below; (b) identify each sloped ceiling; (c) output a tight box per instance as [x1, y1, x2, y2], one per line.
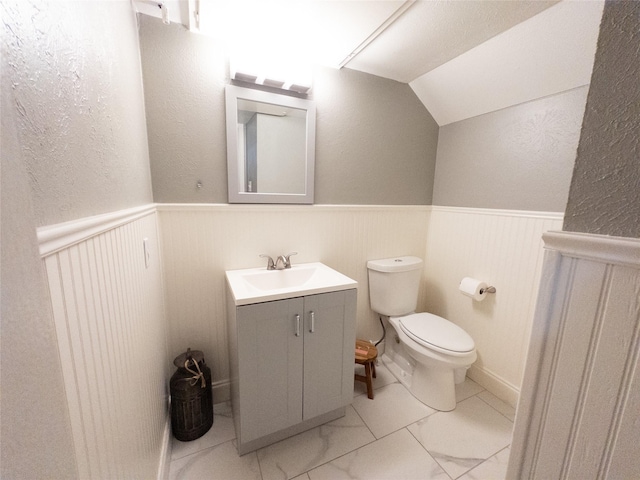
[344, 0, 557, 83]
[409, 1, 605, 125]
[133, 0, 604, 125]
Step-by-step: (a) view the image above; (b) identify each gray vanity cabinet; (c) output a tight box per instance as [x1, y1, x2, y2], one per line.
[228, 289, 356, 454]
[302, 291, 356, 419]
[235, 296, 304, 445]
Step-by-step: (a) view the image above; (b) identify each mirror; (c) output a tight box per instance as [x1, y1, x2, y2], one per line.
[225, 85, 316, 204]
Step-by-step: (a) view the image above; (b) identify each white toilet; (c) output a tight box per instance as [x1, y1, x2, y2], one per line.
[367, 256, 477, 411]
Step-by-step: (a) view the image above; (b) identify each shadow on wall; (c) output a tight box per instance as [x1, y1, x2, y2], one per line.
[420, 277, 446, 317]
[472, 293, 496, 316]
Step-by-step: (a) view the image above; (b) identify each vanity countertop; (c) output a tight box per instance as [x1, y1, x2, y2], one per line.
[226, 262, 357, 306]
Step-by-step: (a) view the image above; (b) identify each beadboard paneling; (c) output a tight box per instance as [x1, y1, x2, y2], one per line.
[508, 232, 640, 479]
[40, 209, 168, 479]
[157, 204, 430, 399]
[159, 204, 562, 407]
[423, 207, 563, 405]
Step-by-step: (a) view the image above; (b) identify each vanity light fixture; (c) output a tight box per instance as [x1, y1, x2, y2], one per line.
[230, 56, 312, 95]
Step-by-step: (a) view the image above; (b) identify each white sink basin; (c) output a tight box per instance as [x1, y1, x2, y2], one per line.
[226, 262, 357, 305]
[242, 266, 317, 291]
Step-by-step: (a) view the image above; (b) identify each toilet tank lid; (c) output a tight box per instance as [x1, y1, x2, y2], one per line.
[367, 256, 423, 273]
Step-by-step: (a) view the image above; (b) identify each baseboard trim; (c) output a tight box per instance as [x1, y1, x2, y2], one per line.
[212, 379, 231, 405]
[467, 365, 519, 408]
[156, 413, 172, 480]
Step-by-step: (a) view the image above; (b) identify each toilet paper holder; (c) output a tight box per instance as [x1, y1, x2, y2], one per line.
[459, 277, 496, 300]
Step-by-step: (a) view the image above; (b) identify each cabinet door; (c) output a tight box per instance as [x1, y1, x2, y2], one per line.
[236, 297, 304, 443]
[303, 289, 356, 420]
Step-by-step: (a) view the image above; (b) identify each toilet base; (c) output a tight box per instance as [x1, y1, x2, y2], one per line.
[382, 351, 468, 412]
[412, 362, 456, 411]
[382, 315, 475, 411]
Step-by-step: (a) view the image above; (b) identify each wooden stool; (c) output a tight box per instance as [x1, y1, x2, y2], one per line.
[355, 339, 378, 399]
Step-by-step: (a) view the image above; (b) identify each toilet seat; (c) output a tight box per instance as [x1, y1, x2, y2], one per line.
[398, 313, 475, 355]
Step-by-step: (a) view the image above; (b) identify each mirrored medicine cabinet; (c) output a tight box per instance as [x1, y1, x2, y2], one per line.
[225, 85, 316, 204]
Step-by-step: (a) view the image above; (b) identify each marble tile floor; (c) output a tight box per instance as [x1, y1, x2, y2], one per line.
[169, 363, 515, 480]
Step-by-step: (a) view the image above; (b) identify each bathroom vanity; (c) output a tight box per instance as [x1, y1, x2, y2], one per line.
[225, 263, 357, 454]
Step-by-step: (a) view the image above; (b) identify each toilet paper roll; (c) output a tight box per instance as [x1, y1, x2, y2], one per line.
[459, 277, 488, 301]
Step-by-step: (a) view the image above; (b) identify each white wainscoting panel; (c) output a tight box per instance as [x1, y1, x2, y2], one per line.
[157, 204, 430, 401]
[508, 231, 640, 479]
[423, 207, 563, 405]
[39, 207, 169, 479]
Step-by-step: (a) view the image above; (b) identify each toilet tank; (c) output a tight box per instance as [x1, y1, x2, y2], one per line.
[367, 256, 423, 316]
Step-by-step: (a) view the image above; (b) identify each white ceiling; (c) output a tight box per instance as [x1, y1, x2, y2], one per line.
[133, 0, 604, 125]
[345, 0, 558, 83]
[410, 1, 604, 125]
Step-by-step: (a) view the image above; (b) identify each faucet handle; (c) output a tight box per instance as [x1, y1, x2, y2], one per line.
[283, 252, 298, 269]
[259, 254, 275, 270]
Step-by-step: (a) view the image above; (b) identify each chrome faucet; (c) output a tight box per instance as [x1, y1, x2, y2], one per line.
[282, 252, 297, 269]
[260, 252, 298, 270]
[275, 255, 287, 270]
[259, 254, 276, 270]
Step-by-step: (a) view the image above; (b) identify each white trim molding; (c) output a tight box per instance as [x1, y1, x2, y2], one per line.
[430, 205, 564, 220]
[37, 203, 157, 257]
[156, 203, 431, 214]
[508, 230, 640, 479]
[544, 230, 640, 267]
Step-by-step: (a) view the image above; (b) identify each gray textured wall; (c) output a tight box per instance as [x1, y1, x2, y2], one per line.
[312, 66, 438, 205]
[1, 1, 154, 477]
[4, 1, 153, 227]
[563, 1, 640, 238]
[138, 15, 438, 205]
[1, 53, 78, 480]
[139, 15, 229, 203]
[433, 86, 588, 211]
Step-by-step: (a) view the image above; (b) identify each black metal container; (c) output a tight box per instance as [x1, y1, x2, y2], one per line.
[170, 348, 213, 441]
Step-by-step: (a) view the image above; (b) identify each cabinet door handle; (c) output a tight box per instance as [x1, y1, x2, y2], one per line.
[309, 311, 315, 333]
[295, 314, 301, 337]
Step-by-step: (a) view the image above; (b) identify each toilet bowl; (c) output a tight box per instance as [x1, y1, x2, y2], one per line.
[385, 313, 476, 411]
[367, 256, 477, 411]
